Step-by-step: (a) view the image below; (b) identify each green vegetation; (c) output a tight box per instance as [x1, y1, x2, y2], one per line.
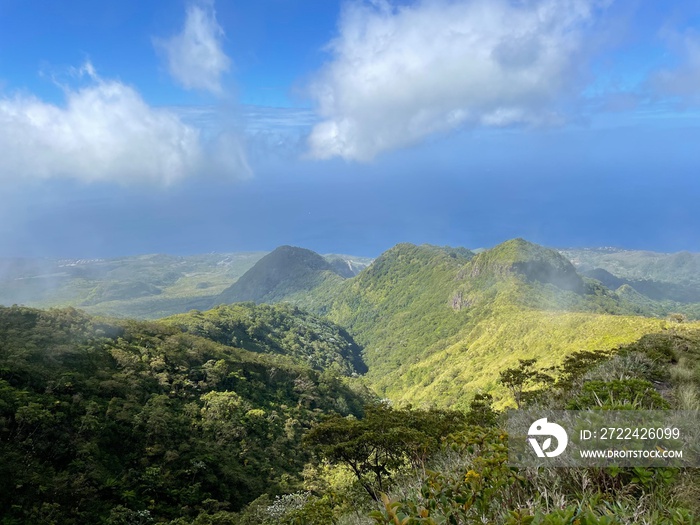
[560, 247, 700, 285]
[377, 308, 668, 408]
[562, 247, 700, 317]
[362, 329, 700, 525]
[294, 240, 678, 408]
[0, 305, 372, 523]
[227, 328, 700, 525]
[304, 404, 467, 500]
[164, 303, 367, 376]
[4, 238, 700, 523]
[213, 246, 348, 306]
[317, 243, 474, 380]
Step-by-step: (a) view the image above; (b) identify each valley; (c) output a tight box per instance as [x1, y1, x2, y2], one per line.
[2, 238, 700, 523]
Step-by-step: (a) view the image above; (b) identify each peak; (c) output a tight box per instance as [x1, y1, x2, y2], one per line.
[383, 242, 419, 254]
[489, 238, 549, 258]
[469, 238, 584, 293]
[213, 245, 342, 305]
[271, 245, 320, 255]
[264, 246, 329, 267]
[274, 245, 306, 251]
[379, 243, 473, 260]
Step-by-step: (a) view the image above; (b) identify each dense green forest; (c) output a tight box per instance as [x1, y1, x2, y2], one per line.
[3, 238, 700, 523]
[0, 305, 373, 523]
[2, 305, 700, 523]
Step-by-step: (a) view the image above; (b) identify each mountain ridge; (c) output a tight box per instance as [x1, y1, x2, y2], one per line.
[227, 239, 681, 406]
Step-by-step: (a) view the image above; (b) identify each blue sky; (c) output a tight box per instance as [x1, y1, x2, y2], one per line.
[1, 0, 699, 258]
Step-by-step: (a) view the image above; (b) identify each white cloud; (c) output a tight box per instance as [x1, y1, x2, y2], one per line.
[308, 0, 609, 161]
[154, 0, 231, 95]
[0, 63, 250, 185]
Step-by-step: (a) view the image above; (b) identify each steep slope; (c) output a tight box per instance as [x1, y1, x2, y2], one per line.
[305, 239, 674, 407]
[0, 305, 371, 523]
[214, 246, 345, 305]
[317, 243, 475, 379]
[164, 303, 367, 375]
[466, 238, 584, 293]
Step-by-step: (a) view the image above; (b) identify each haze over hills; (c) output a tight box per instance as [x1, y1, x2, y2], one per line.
[3, 240, 700, 522]
[0, 253, 267, 317]
[186, 238, 698, 407]
[0, 251, 370, 319]
[3, 238, 700, 407]
[6, 0, 700, 520]
[561, 247, 700, 317]
[561, 247, 700, 284]
[322, 253, 374, 278]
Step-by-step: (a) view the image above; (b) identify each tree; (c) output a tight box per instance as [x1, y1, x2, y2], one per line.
[498, 358, 553, 408]
[465, 392, 498, 427]
[304, 405, 465, 500]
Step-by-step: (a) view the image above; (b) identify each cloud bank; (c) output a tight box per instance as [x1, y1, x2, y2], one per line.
[0, 63, 250, 185]
[154, 0, 231, 95]
[308, 0, 609, 161]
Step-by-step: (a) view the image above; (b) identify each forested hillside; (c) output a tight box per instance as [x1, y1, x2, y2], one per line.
[292, 240, 678, 407]
[164, 303, 367, 375]
[4, 239, 700, 523]
[0, 305, 372, 524]
[2, 304, 700, 523]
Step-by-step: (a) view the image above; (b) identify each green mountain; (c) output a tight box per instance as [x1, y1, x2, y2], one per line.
[5, 239, 697, 412]
[466, 238, 584, 293]
[289, 239, 672, 407]
[213, 246, 347, 306]
[0, 304, 371, 523]
[199, 239, 670, 407]
[315, 243, 474, 376]
[0, 251, 374, 320]
[4, 244, 700, 523]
